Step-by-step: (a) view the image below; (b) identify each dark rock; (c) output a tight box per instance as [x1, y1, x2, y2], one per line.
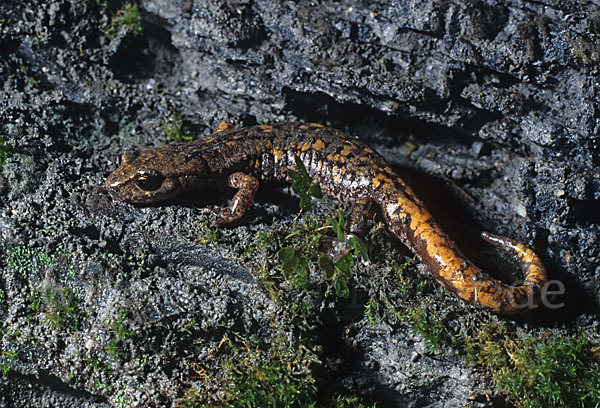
[1, 0, 599, 406]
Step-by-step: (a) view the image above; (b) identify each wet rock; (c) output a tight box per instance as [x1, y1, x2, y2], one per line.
[1, 0, 599, 406]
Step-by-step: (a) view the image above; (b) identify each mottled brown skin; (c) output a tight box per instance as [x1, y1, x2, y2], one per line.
[106, 122, 548, 315]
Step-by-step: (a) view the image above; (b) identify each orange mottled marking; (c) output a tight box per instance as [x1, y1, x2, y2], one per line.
[372, 174, 393, 189]
[314, 139, 325, 150]
[215, 121, 234, 133]
[327, 153, 345, 163]
[273, 149, 283, 161]
[340, 145, 355, 156]
[259, 124, 273, 132]
[301, 142, 311, 151]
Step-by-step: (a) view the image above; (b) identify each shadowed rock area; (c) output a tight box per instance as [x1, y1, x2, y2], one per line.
[1, 0, 599, 407]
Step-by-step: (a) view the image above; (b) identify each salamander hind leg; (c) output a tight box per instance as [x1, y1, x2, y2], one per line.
[322, 198, 376, 260]
[209, 172, 259, 226]
[347, 197, 376, 237]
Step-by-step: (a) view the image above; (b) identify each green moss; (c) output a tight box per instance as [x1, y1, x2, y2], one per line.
[364, 297, 381, 327]
[270, 214, 327, 292]
[163, 112, 193, 142]
[4, 244, 58, 279]
[323, 395, 377, 408]
[105, 309, 133, 359]
[105, 2, 143, 39]
[464, 323, 600, 408]
[3, 243, 74, 284]
[178, 331, 376, 408]
[177, 204, 380, 407]
[405, 305, 447, 352]
[0, 348, 18, 376]
[178, 333, 319, 408]
[29, 284, 83, 333]
[0, 135, 9, 166]
[195, 221, 220, 244]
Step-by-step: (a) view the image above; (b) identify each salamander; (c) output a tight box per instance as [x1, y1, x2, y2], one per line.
[106, 122, 548, 315]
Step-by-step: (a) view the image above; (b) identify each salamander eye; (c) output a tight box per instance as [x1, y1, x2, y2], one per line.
[134, 168, 164, 191]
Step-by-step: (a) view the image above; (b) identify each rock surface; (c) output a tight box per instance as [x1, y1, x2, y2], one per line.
[0, 0, 599, 407]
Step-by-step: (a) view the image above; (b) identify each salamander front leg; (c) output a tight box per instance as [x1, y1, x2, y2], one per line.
[209, 172, 259, 225]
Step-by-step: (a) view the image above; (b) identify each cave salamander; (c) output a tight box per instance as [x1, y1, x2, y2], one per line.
[106, 122, 548, 315]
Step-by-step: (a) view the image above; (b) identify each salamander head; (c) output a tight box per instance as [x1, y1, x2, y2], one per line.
[105, 144, 208, 203]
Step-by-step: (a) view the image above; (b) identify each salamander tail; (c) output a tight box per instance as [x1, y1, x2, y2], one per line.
[480, 231, 548, 315]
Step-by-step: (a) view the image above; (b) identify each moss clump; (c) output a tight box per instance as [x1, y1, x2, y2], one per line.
[163, 112, 193, 142]
[177, 205, 378, 407]
[105, 309, 134, 360]
[105, 2, 143, 39]
[404, 305, 448, 353]
[5, 245, 53, 278]
[3, 244, 67, 279]
[178, 331, 375, 408]
[323, 395, 377, 408]
[268, 213, 326, 293]
[29, 284, 83, 333]
[0, 135, 9, 166]
[464, 322, 600, 408]
[178, 333, 319, 408]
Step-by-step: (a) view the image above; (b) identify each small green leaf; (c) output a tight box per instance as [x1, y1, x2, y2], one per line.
[332, 210, 346, 242]
[277, 247, 295, 263]
[318, 255, 335, 279]
[334, 254, 354, 278]
[308, 184, 323, 199]
[287, 169, 300, 181]
[291, 180, 309, 195]
[299, 195, 312, 211]
[348, 235, 369, 262]
[293, 155, 307, 174]
[288, 155, 321, 212]
[335, 278, 350, 298]
[278, 247, 298, 277]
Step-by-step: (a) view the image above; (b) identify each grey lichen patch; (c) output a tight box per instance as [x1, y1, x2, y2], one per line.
[0, 154, 36, 200]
